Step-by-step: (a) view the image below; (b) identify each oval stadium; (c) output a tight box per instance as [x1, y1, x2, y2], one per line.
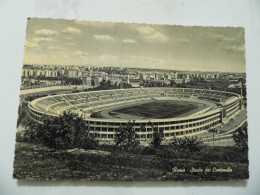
[28, 87, 242, 144]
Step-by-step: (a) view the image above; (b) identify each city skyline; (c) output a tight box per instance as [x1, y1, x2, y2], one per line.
[24, 18, 246, 73]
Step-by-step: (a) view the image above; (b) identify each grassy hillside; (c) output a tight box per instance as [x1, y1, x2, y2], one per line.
[13, 142, 248, 181]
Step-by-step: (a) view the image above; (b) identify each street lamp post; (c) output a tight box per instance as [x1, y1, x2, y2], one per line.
[209, 128, 216, 147]
[213, 130, 215, 147]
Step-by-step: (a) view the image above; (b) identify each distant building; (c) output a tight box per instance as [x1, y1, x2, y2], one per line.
[109, 77, 121, 86]
[103, 75, 109, 82]
[66, 70, 79, 78]
[22, 69, 34, 77]
[82, 76, 92, 86]
[226, 74, 235, 79]
[165, 74, 172, 80]
[94, 77, 103, 87]
[45, 69, 58, 77]
[129, 79, 141, 87]
[141, 73, 147, 80]
[155, 73, 164, 80]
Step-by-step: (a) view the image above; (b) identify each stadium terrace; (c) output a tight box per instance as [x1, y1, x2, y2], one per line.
[28, 87, 242, 145]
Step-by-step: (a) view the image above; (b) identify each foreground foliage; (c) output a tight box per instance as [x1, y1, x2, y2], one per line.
[233, 126, 248, 158]
[20, 112, 98, 150]
[14, 113, 248, 181]
[149, 123, 164, 149]
[13, 142, 249, 181]
[171, 136, 205, 154]
[114, 120, 140, 152]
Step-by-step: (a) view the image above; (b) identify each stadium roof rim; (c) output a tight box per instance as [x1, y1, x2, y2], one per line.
[30, 87, 240, 102]
[28, 87, 241, 123]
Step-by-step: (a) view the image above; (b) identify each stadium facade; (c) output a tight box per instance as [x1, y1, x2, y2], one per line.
[28, 87, 242, 144]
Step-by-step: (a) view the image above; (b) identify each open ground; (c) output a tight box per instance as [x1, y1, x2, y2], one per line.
[91, 100, 208, 119]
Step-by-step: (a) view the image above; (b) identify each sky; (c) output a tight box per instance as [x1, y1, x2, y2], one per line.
[23, 18, 246, 73]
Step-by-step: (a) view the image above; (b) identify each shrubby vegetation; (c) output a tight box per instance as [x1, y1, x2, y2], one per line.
[171, 136, 205, 154]
[114, 120, 141, 152]
[83, 80, 133, 92]
[17, 115, 248, 164]
[14, 142, 249, 181]
[114, 120, 165, 153]
[233, 126, 248, 159]
[150, 126, 164, 149]
[15, 111, 248, 180]
[24, 94, 48, 102]
[20, 112, 98, 150]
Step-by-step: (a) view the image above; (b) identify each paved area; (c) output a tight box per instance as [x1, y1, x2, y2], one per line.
[221, 109, 247, 132]
[198, 109, 247, 145]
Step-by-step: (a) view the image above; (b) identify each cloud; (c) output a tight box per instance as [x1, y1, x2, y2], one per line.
[64, 43, 76, 47]
[73, 50, 88, 57]
[74, 20, 89, 26]
[214, 34, 224, 41]
[25, 40, 38, 48]
[129, 55, 165, 64]
[223, 37, 236, 41]
[35, 29, 57, 36]
[65, 37, 73, 41]
[178, 38, 189, 43]
[74, 20, 114, 28]
[137, 26, 168, 43]
[25, 36, 55, 49]
[123, 39, 138, 44]
[137, 26, 154, 35]
[94, 54, 164, 67]
[94, 35, 114, 41]
[214, 34, 236, 42]
[227, 45, 245, 52]
[146, 32, 168, 42]
[32, 37, 54, 43]
[48, 46, 63, 50]
[97, 54, 164, 63]
[99, 55, 119, 61]
[63, 27, 81, 34]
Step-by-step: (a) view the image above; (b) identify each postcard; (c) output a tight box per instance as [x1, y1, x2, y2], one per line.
[13, 18, 248, 181]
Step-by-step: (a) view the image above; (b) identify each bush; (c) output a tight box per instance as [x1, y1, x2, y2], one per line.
[171, 136, 205, 154]
[114, 120, 140, 152]
[23, 112, 99, 150]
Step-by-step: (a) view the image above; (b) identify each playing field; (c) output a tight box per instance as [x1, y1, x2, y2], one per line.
[91, 100, 203, 119]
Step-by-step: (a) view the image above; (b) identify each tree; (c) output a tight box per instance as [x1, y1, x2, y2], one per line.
[233, 126, 248, 157]
[17, 103, 26, 128]
[150, 125, 164, 149]
[170, 80, 176, 87]
[23, 120, 42, 143]
[114, 120, 140, 152]
[91, 79, 95, 87]
[99, 81, 110, 90]
[123, 83, 132, 88]
[24, 112, 98, 150]
[64, 78, 83, 85]
[171, 136, 205, 154]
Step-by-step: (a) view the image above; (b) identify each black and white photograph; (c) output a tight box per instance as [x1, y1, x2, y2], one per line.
[13, 18, 248, 181]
